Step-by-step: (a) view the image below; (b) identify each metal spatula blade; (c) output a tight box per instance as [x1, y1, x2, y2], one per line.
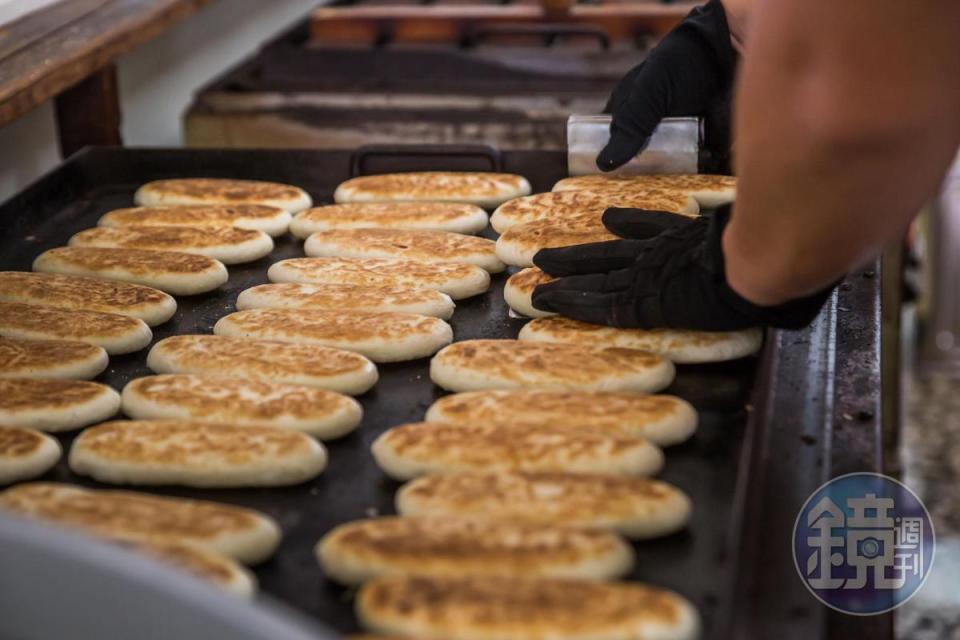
[566, 115, 701, 176]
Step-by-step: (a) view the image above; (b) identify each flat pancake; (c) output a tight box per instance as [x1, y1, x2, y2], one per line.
[357, 575, 700, 640]
[0, 337, 108, 380]
[0, 482, 280, 564]
[316, 516, 634, 585]
[214, 309, 453, 363]
[135, 178, 312, 213]
[495, 213, 619, 268]
[503, 267, 556, 318]
[146, 335, 378, 395]
[490, 190, 698, 233]
[553, 174, 737, 208]
[268, 257, 490, 300]
[69, 420, 327, 488]
[519, 317, 764, 364]
[334, 172, 532, 209]
[397, 470, 692, 540]
[0, 426, 61, 485]
[0, 272, 176, 326]
[121, 374, 362, 439]
[0, 378, 120, 432]
[236, 283, 455, 320]
[430, 339, 674, 394]
[99, 205, 292, 237]
[291, 202, 489, 237]
[372, 422, 663, 481]
[122, 540, 256, 598]
[69, 226, 274, 265]
[304, 228, 504, 273]
[425, 390, 697, 447]
[33, 247, 228, 296]
[0, 301, 152, 355]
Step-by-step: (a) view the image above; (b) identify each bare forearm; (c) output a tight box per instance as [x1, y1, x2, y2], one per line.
[725, 0, 960, 305]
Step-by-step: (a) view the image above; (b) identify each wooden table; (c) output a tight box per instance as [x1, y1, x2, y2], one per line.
[0, 0, 212, 157]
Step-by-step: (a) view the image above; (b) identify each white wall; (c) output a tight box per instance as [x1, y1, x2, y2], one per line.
[0, 0, 321, 202]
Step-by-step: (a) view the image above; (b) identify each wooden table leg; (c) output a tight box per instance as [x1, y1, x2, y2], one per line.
[54, 63, 122, 158]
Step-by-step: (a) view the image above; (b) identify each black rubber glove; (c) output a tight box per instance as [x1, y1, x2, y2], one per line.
[599, 0, 737, 173]
[531, 206, 834, 331]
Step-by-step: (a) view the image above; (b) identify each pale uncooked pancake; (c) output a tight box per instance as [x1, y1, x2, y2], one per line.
[304, 228, 504, 273]
[214, 309, 453, 363]
[121, 374, 362, 439]
[519, 317, 764, 364]
[99, 205, 291, 237]
[490, 189, 698, 233]
[147, 335, 378, 395]
[316, 516, 634, 585]
[236, 283, 455, 320]
[0, 378, 120, 432]
[33, 247, 228, 296]
[334, 172, 532, 209]
[69, 226, 274, 265]
[495, 213, 619, 268]
[0, 482, 280, 564]
[69, 420, 327, 488]
[291, 202, 489, 237]
[0, 301, 151, 355]
[123, 540, 256, 598]
[0, 426, 61, 485]
[0, 337, 108, 380]
[0, 272, 176, 326]
[553, 174, 737, 209]
[357, 575, 700, 640]
[268, 257, 490, 300]
[425, 390, 697, 447]
[372, 422, 663, 481]
[135, 178, 312, 213]
[503, 267, 556, 318]
[430, 340, 674, 394]
[397, 470, 692, 540]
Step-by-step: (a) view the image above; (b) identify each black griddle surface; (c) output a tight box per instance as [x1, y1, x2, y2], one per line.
[0, 149, 755, 638]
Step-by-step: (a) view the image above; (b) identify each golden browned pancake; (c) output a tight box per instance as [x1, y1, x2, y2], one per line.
[0, 272, 176, 327]
[214, 309, 453, 363]
[396, 470, 692, 540]
[490, 190, 697, 233]
[291, 202, 489, 237]
[0, 482, 280, 564]
[553, 174, 737, 208]
[371, 421, 663, 480]
[316, 516, 634, 585]
[69, 420, 327, 488]
[69, 226, 274, 265]
[121, 374, 362, 439]
[268, 257, 490, 300]
[146, 335, 378, 395]
[32, 247, 228, 296]
[0, 337, 108, 380]
[503, 267, 556, 318]
[0, 378, 120, 432]
[0, 301, 151, 355]
[519, 316, 764, 364]
[304, 228, 504, 273]
[495, 213, 619, 268]
[425, 390, 697, 447]
[120, 539, 256, 597]
[430, 339, 674, 394]
[135, 178, 312, 213]
[99, 205, 292, 237]
[357, 575, 700, 640]
[334, 172, 531, 209]
[0, 426, 61, 485]
[236, 283, 455, 320]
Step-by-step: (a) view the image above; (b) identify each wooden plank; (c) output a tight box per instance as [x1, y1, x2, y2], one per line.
[0, 0, 213, 128]
[54, 63, 122, 157]
[0, 0, 112, 62]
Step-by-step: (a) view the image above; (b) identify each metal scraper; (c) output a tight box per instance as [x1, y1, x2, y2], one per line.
[566, 115, 701, 176]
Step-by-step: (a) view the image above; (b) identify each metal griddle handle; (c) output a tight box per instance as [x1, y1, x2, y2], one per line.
[350, 144, 504, 176]
[461, 23, 611, 50]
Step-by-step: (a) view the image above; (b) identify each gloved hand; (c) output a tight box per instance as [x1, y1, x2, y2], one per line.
[598, 0, 737, 173]
[531, 206, 834, 331]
